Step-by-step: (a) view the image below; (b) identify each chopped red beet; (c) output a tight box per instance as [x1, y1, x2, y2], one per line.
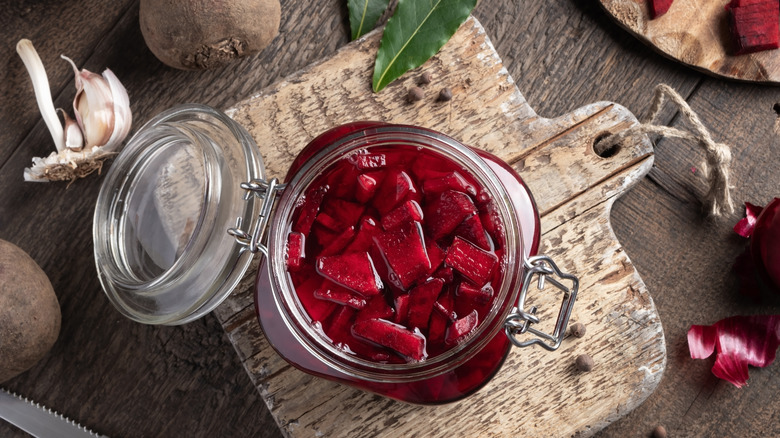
[424, 190, 478, 240]
[394, 294, 410, 325]
[316, 252, 383, 296]
[286, 232, 305, 272]
[373, 169, 418, 215]
[432, 266, 455, 284]
[324, 199, 365, 228]
[315, 212, 342, 231]
[648, 0, 674, 19]
[445, 309, 479, 346]
[454, 214, 492, 250]
[314, 281, 368, 309]
[381, 200, 423, 230]
[425, 238, 446, 276]
[422, 171, 477, 197]
[356, 295, 395, 322]
[355, 153, 389, 170]
[296, 277, 337, 322]
[688, 315, 780, 387]
[356, 172, 381, 203]
[373, 221, 431, 290]
[319, 226, 356, 257]
[445, 237, 498, 286]
[407, 278, 445, 329]
[291, 185, 328, 235]
[726, 0, 780, 55]
[352, 318, 428, 361]
[457, 281, 494, 306]
[343, 216, 381, 254]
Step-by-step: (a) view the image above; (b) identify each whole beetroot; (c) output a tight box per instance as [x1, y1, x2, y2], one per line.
[0, 239, 61, 383]
[139, 0, 281, 70]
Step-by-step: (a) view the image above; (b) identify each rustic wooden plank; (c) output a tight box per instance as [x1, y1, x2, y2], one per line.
[215, 16, 664, 437]
[599, 0, 780, 83]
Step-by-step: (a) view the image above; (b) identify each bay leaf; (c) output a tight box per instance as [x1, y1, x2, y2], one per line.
[348, 0, 391, 40]
[372, 0, 477, 92]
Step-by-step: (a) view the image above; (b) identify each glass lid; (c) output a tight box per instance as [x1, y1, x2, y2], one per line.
[93, 104, 265, 325]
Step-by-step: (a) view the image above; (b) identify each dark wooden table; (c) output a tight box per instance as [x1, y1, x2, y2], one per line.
[2, 1, 779, 437]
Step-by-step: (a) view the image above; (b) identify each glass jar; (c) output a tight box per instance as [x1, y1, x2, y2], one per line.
[94, 106, 577, 404]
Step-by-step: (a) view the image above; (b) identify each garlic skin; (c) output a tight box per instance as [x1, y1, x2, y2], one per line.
[16, 39, 132, 183]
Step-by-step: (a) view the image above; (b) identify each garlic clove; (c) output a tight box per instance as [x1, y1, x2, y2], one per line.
[59, 109, 84, 151]
[62, 55, 115, 149]
[16, 39, 65, 152]
[100, 68, 132, 152]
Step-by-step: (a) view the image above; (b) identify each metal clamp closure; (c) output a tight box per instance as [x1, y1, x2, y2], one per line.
[504, 255, 578, 351]
[227, 178, 286, 256]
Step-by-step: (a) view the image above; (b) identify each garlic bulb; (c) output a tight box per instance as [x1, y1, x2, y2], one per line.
[16, 39, 132, 183]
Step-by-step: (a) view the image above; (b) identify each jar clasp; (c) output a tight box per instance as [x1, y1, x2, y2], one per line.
[227, 178, 287, 256]
[504, 255, 578, 351]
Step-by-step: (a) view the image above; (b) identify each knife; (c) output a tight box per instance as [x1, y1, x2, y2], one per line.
[0, 388, 106, 437]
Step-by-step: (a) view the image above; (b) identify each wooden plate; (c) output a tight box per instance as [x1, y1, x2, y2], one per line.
[599, 0, 780, 83]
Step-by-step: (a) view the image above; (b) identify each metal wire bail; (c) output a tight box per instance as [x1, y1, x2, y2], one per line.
[227, 178, 286, 256]
[504, 255, 578, 351]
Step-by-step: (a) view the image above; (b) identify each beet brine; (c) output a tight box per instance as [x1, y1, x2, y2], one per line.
[284, 145, 506, 364]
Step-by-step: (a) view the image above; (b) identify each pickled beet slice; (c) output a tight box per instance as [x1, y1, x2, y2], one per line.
[356, 295, 395, 322]
[424, 190, 478, 240]
[454, 214, 492, 251]
[394, 294, 410, 325]
[381, 200, 423, 231]
[319, 226, 356, 257]
[324, 199, 365, 229]
[314, 281, 368, 309]
[374, 221, 431, 290]
[317, 252, 382, 296]
[422, 171, 477, 197]
[727, 0, 780, 55]
[432, 266, 455, 284]
[297, 277, 336, 322]
[649, 0, 673, 18]
[425, 238, 446, 276]
[407, 278, 445, 329]
[352, 318, 427, 361]
[427, 310, 449, 347]
[292, 185, 328, 235]
[343, 216, 381, 253]
[315, 212, 342, 231]
[456, 282, 494, 306]
[356, 172, 381, 203]
[373, 169, 418, 215]
[445, 309, 479, 346]
[445, 237, 498, 286]
[286, 232, 305, 272]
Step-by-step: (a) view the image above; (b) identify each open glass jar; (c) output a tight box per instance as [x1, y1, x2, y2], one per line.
[94, 105, 578, 404]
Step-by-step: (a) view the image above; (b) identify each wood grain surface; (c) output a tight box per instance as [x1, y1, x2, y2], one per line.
[1, 1, 779, 437]
[599, 0, 780, 83]
[214, 16, 664, 437]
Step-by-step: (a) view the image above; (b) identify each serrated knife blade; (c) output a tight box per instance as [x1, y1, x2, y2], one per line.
[0, 388, 106, 438]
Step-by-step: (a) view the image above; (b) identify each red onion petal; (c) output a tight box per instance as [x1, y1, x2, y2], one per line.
[687, 315, 780, 387]
[733, 202, 764, 238]
[751, 198, 780, 289]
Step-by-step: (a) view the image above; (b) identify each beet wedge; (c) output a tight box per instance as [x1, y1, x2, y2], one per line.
[445, 309, 479, 346]
[373, 221, 431, 290]
[352, 318, 427, 361]
[649, 0, 674, 19]
[314, 281, 368, 309]
[285, 232, 305, 272]
[727, 0, 780, 55]
[445, 237, 498, 286]
[424, 190, 478, 240]
[316, 252, 383, 296]
[407, 278, 445, 329]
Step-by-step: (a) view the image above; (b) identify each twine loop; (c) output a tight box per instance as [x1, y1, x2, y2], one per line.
[596, 84, 734, 217]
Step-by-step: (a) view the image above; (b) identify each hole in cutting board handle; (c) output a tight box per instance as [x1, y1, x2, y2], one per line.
[593, 132, 620, 158]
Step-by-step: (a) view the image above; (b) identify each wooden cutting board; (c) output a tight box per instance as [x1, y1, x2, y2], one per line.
[213, 16, 665, 437]
[599, 0, 780, 83]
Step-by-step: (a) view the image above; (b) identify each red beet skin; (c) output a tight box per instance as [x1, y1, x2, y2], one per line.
[727, 0, 780, 55]
[649, 0, 674, 19]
